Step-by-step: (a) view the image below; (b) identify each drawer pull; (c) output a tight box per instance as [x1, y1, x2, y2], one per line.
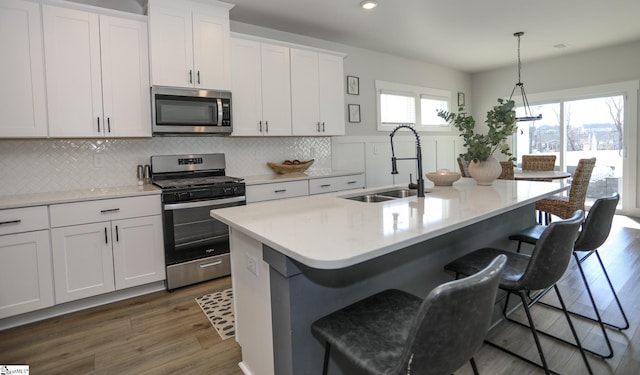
[0, 219, 21, 225]
[347, 181, 358, 184]
[100, 208, 120, 214]
[200, 260, 223, 268]
[321, 184, 331, 188]
[274, 189, 287, 193]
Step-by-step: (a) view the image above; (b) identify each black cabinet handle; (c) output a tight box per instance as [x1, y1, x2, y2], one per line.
[321, 184, 331, 188]
[265, 121, 269, 132]
[100, 208, 120, 214]
[97, 117, 101, 132]
[115, 225, 119, 242]
[197, 70, 200, 84]
[189, 69, 193, 83]
[107, 117, 111, 133]
[274, 189, 286, 193]
[104, 227, 108, 244]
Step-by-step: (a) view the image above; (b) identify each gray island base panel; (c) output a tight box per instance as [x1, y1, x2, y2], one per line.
[265, 204, 533, 375]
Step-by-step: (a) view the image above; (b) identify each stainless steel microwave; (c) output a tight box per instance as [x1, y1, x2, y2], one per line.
[151, 86, 232, 135]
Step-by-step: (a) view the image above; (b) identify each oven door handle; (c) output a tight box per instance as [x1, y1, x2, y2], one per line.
[163, 196, 246, 210]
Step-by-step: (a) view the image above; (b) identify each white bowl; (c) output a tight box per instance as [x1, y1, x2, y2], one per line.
[426, 171, 461, 186]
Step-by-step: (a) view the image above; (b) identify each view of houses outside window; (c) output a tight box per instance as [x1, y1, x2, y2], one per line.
[515, 95, 624, 207]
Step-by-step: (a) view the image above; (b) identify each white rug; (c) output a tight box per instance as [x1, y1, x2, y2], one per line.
[195, 288, 235, 340]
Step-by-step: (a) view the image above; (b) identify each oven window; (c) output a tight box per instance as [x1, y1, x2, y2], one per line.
[172, 205, 229, 256]
[156, 95, 216, 126]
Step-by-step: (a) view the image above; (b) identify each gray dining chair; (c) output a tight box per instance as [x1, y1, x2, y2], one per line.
[444, 210, 591, 375]
[508, 193, 627, 359]
[311, 255, 507, 375]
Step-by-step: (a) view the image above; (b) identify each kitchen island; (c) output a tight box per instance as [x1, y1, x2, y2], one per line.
[210, 178, 569, 375]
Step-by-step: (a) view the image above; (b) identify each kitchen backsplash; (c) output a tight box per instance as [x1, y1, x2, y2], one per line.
[0, 137, 331, 196]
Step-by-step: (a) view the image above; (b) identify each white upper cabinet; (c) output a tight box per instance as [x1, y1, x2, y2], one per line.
[291, 49, 345, 136]
[99, 16, 151, 137]
[43, 6, 150, 138]
[0, 0, 47, 138]
[231, 38, 292, 136]
[148, 0, 232, 90]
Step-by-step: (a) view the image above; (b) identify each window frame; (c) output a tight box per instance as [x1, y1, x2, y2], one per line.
[375, 80, 452, 132]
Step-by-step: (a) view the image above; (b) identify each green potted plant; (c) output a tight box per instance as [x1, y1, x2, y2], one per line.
[438, 98, 517, 185]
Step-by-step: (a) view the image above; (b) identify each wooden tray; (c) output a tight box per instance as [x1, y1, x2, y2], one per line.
[267, 159, 314, 174]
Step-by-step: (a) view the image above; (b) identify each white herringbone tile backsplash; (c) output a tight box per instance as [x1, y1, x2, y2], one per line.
[0, 137, 331, 196]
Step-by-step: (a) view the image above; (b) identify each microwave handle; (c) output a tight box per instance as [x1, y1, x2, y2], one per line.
[216, 98, 223, 126]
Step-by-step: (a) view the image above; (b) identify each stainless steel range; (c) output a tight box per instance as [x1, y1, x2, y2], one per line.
[151, 153, 245, 290]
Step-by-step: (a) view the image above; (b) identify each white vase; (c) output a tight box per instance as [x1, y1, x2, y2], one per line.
[468, 156, 502, 186]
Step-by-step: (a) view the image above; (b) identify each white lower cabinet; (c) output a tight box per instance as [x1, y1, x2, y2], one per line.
[50, 196, 165, 304]
[51, 222, 116, 303]
[112, 215, 164, 290]
[0, 229, 54, 319]
[246, 173, 365, 203]
[246, 180, 308, 203]
[309, 174, 365, 195]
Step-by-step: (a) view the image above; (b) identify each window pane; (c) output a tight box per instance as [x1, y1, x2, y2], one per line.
[380, 93, 415, 124]
[420, 97, 448, 126]
[564, 96, 623, 204]
[515, 103, 560, 168]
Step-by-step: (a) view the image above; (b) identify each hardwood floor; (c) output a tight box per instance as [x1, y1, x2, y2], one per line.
[0, 277, 242, 374]
[1, 215, 639, 374]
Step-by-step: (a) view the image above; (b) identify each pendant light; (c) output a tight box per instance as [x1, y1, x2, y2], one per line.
[509, 32, 542, 122]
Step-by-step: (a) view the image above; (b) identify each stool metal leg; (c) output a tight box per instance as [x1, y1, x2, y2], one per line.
[322, 342, 331, 375]
[469, 357, 480, 375]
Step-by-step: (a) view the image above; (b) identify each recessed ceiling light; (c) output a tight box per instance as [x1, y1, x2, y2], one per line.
[360, 0, 378, 10]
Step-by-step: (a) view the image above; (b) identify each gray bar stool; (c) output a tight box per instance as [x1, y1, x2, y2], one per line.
[444, 210, 591, 375]
[508, 193, 628, 359]
[311, 255, 507, 375]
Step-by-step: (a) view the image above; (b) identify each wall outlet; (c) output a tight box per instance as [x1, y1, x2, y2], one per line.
[94, 154, 104, 168]
[246, 254, 258, 276]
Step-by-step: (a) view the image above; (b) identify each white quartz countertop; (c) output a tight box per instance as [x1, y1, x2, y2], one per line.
[242, 169, 363, 185]
[0, 185, 161, 210]
[211, 178, 568, 270]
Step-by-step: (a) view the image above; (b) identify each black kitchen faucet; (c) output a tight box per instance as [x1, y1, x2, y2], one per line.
[389, 124, 425, 197]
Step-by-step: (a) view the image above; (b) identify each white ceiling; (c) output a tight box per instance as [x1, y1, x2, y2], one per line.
[222, 0, 640, 73]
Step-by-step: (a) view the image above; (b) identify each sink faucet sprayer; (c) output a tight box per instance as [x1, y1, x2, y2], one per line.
[389, 124, 425, 197]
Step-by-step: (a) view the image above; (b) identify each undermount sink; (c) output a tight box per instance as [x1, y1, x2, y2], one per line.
[345, 194, 396, 203]
[375, 189, 418, 198]
[342, 188, 428, 203]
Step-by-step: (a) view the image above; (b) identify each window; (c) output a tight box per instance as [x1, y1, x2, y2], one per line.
[514, 81, 638, 212]
[375, 80, 450, 131]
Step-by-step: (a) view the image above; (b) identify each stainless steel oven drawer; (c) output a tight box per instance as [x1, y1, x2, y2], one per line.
[166, 253, 230, 290]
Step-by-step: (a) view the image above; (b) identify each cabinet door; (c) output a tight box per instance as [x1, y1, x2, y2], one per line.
[290, 48, 321, 136]
[318, 53, 345, 135]
[260, 43, 292, 136]
[43, 5, 103, 137]
[0, 0, 47, 138]
[51, 222, 115, 303]
[148, 3, 193, 87]
[100, 16, 151, 137]
[112, 216, 165, 290]
[193, 10, 230, 90]
[0, 230, 54, 318]
[230, 38, 263, 136]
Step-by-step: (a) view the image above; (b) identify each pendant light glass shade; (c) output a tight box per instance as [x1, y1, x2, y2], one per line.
[508, 32, 542, 122]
